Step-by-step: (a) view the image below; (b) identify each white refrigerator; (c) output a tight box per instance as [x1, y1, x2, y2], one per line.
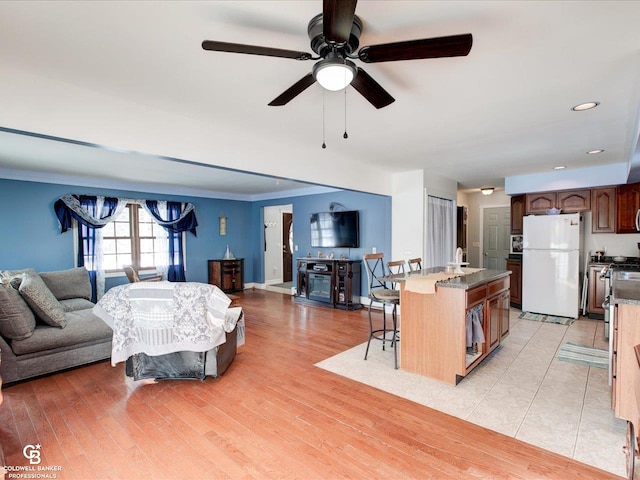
[522, 213, 582, 319]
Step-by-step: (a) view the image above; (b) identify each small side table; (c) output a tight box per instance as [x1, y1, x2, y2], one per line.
[208, 259, 244, 293]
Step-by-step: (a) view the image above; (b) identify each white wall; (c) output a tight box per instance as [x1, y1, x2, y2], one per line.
[391, 170, 424, 264]
[0, 67, 392, 197]
[582, 211, 640, 258]
[391, 170, 459, 266]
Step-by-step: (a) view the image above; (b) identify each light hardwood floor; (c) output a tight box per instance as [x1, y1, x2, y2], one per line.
[0, 289, 621, 479]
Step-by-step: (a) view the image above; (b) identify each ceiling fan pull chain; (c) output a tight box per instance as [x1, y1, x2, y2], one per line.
[322, 89, 327, 149]
[343, 83, 349, 139]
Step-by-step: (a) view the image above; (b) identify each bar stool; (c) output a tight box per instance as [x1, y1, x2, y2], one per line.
[362, 253, 400, 369]
[387, 260, 406, 289]
[408, 257, 423, 272]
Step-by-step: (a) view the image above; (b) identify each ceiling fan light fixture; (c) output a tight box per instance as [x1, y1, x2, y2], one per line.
[480, 187, 494, 196]
[313, 57, 357, 91]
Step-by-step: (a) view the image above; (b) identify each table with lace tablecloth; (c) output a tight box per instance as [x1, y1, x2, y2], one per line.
[94, 282, 244, 380]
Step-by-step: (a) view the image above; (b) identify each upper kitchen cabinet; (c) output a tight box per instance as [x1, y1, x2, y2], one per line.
[616, 182, 640, 233]
[591, 186, 616, 233]
[510, 195, 525, 234]
[525, 192, 556, 214]
[557, 189, 591, 213]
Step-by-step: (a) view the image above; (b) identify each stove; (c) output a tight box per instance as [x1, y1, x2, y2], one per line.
[598, 257, 640, 386]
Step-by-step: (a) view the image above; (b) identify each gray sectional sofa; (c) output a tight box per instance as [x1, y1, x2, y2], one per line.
[0, 267, 112, 385]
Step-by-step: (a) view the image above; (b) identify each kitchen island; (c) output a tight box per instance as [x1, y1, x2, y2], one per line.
[609, 270, 640, 474]
[391, 267, 511, 385]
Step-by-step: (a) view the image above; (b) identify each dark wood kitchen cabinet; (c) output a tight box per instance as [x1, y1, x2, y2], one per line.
[616, 182, 640, 233]
[506, 259, 522, 309]
[525, 192, 556, 214]
[510, 195, 525, 234]
[587, 263, 607, 318]
[208, 259, 244, 293]
[591, 186, 616, 233]
[557, 189, 591, 212]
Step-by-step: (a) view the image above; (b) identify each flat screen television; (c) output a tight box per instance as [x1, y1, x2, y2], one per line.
[310, 210, 360, 248]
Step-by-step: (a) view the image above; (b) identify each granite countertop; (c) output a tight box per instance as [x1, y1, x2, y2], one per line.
[612, 270, 640, 305]
[382, 267, 511, 291]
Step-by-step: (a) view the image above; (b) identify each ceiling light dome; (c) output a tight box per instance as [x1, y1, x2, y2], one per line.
[480, 187, 494, 196]
[572, 101, 600, 111]
[312, 55, 357, 91]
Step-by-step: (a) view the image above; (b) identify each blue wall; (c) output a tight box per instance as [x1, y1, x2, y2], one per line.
[0, 178, 391, 294]
[252, 190, 392, 294]
[0, 179, 251, 288]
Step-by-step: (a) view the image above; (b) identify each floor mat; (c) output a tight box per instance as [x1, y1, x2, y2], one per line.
[519, 311, 576, 325]
[556, 342, 608, 369]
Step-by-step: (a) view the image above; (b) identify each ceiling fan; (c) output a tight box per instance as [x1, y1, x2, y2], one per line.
[202, 0, 472, 109]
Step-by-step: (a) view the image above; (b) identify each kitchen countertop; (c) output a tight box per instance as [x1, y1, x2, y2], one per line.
[612, 270, 640, 305]
[382, 267, 511, 290]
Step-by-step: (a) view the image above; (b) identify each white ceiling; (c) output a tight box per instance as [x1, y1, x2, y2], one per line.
[0, 1, 639, 198]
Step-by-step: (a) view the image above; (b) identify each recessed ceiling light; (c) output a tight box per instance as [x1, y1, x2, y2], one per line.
[553, 166, 566, 170]
[586, 149, 604, 154]
[572, 102, 600, 111]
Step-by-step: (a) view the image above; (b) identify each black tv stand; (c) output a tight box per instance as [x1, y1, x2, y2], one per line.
[295, 258, 361, 310]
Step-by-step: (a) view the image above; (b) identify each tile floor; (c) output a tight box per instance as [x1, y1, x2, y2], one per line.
[316, 308, 628, 477]
[463, 309, 625, 476]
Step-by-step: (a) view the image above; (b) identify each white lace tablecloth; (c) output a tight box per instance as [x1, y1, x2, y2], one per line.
[93, 281, 242, 366]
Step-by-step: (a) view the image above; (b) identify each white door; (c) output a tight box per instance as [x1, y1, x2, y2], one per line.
[482, 207, 510, 270]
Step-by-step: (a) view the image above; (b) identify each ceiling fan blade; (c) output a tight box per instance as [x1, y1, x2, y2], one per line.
[268, 73, 316, 106]
[202, 40, 312, 61]
[351, 68, 395, 109]
[358, 33, 473, 63]
[323, 0, 357, 44]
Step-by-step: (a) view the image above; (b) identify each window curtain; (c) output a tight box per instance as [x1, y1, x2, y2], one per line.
[54, 194, 126, 301]
[55, 194, 198, 289]
[143, 200, 198, 282]
[425, 195, 455, 269]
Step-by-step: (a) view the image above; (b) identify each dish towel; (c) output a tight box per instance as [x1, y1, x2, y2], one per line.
[404, 272, 463, 294]
[466, 302, 486, 347]
[404, 268, 486, 295]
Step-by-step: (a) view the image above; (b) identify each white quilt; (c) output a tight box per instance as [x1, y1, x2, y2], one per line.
[93, 281, 242, 365]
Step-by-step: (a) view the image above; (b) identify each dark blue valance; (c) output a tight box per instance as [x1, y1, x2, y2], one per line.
[54, 194, 124, 233]
[54, 194, 198, 236]
[144, 200, 198, 236]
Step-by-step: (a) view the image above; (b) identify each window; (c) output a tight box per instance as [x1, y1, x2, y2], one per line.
[100, 204, 167, 272]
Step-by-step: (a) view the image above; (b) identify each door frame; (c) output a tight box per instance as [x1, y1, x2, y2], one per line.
[263, 204, 293, 286]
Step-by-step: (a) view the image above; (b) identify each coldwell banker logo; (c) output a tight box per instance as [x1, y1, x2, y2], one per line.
[23, 444, 41, 465]
[3, 443, 62, 479]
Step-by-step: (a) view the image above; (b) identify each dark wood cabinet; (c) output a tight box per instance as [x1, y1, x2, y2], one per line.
[591, 187, 616, 233]
[587, 263, 607, 318]
[616, 182, 640, 233]
[506, 259, 522, 309]
[485, 280, 510, 355]
[208, 259, 244, 293]
[525, 192, 556, 214]
[510, 195, 525, 234]
[295, 258, 361, 310]
[557, 189, 591, 212]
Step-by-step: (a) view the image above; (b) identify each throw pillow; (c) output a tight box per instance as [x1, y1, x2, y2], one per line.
[0, 284, 36, 340]
[18, 273, 66, 328]
[40, 267, 91, 301]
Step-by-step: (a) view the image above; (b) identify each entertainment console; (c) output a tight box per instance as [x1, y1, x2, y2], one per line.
[295, 258, 361, 310]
